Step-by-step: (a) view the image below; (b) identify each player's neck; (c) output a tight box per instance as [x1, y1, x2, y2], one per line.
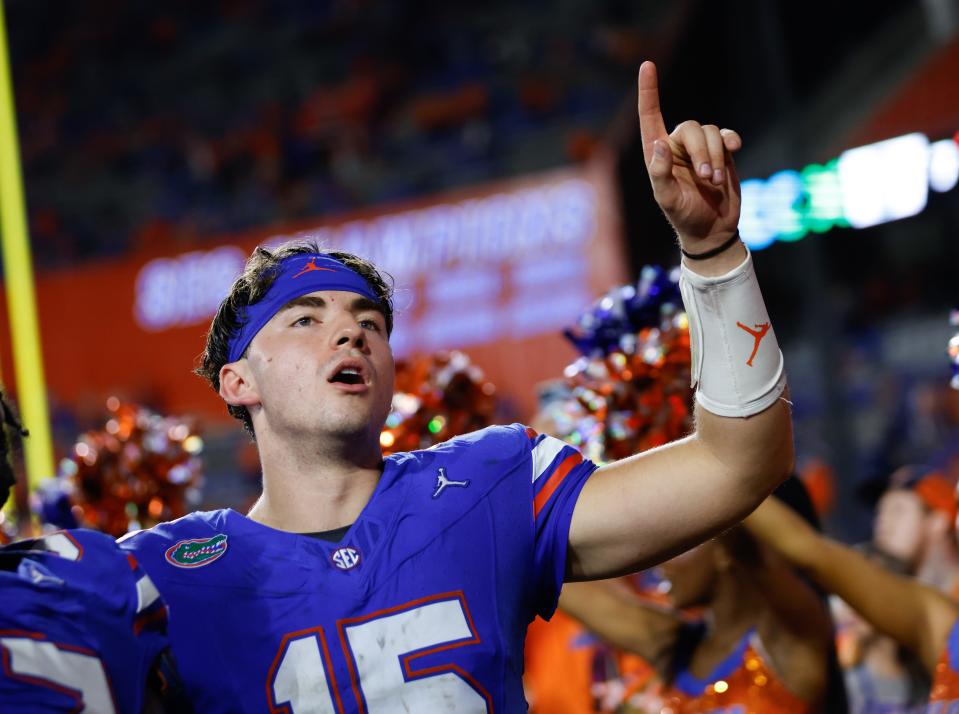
[248, 429, 384, 533]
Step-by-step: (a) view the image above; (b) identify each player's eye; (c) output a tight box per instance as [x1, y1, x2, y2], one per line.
[359, 318, 382, 332]
[292, 315, 316, 327]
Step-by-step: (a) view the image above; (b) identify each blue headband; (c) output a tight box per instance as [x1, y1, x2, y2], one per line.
[227, 254, 381, 363]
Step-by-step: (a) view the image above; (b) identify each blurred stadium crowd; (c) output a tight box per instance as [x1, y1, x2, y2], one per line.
[8, 0, 649, 268]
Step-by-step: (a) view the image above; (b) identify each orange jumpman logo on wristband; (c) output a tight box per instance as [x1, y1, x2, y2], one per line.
[736, 321, 771, 367]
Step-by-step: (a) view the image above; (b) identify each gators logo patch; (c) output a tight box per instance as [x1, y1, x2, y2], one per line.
[165, 534, 228, 568]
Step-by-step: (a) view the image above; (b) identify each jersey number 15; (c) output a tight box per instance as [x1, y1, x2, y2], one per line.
[269, 592, 492, 713]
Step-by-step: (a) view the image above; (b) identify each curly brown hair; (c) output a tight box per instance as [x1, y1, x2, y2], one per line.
[194, 240, 394, 437]
[0, 391, 28, 509]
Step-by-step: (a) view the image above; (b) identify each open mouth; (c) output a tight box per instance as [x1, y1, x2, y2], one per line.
[329, 366, 365, 385]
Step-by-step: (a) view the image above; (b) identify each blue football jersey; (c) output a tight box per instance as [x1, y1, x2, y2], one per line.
[120, 423, 597, 712]
[0, 529, 170, 713]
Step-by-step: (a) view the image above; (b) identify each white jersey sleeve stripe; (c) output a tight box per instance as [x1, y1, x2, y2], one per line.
[43, 533, 81, 561]
[531, 435, 570, 484]
[135, 574, 161, 614]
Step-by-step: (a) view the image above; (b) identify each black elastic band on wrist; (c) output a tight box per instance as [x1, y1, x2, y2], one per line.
[680, 230, 741, 261]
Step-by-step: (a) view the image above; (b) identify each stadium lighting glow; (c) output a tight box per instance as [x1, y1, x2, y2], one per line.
[741, 131, 958, 250]
[929, 139, 959, 193]
[839, 133, 929, 229]
[135, 246, 246, 331]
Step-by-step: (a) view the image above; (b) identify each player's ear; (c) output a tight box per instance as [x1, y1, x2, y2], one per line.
[219, 360, 260, 407]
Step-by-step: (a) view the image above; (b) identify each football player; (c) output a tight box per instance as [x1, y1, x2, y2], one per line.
[119, 61, 794, 711]
[0, 531, 176, 712]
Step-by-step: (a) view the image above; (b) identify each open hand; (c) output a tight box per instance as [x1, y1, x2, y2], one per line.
[638, 61, 742, 253]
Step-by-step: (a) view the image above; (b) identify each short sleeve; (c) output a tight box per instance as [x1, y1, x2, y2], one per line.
[523, 426, 598, 619]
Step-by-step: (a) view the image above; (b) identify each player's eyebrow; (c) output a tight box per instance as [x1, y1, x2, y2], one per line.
[350, 297, 384, 316]
[278, 295, 327, 313]
[350, 297, 390, 331]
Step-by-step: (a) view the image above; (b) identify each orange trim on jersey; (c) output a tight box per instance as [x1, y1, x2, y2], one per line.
[266, 626, 344, 714]
[336, 622, 365, 714]
[132, 605, 168, 637]
[526, 427, 538, 441]
[336, 590, 493, 713]
[0, 629, 45, 639]
[399, 596, 493, 712]
[45, 530, 84, 561]
[0, 630, 96, 656]
[60, 531, 84, 560]
[533, 453, 583, 519]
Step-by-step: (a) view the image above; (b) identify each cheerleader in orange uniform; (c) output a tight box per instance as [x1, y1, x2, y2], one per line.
[747, 495, 959, 709]
[562, 478, 842, 713]
[525, 581, 674, 713]
[661, 627, 811, 713]
[524, 612, 600, 714]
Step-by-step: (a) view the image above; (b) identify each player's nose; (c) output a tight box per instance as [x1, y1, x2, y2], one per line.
[330, 318, 367, 352]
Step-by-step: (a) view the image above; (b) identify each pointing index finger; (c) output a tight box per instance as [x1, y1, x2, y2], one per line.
[638, 60, 668, 167]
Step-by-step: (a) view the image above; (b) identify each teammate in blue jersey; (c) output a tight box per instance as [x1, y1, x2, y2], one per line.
[120, 61, 795, 711]
[0, 392, 189, 712]
[0, 529, 179, 713]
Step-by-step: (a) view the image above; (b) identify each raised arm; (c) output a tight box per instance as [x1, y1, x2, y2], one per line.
[739, 533, 834, 702]
[745, 496, 959, 673]
[558, 579, 682, 678]
[567, 61, 793, 579]
[748, 538, 833, 646]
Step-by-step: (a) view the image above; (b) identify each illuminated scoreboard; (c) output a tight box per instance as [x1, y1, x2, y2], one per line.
[740, 132, 959, 249]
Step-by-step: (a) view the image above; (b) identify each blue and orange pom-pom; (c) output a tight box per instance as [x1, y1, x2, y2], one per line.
[550, 266, 693, 463]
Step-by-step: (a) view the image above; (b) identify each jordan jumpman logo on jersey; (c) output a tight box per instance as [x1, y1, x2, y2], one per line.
[432, 467, 470, 499]
[736, 321, 771, 367]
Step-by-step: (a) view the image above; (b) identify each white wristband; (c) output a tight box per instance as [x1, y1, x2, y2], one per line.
[679, 247, 786, 417]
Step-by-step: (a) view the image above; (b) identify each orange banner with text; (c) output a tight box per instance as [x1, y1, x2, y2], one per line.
[0, 159, 626, 428]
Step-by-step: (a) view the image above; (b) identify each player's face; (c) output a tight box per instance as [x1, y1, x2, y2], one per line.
[660, 541, 717, 609]
[244, 290, 395, 440]
[873, 489, 926, 566]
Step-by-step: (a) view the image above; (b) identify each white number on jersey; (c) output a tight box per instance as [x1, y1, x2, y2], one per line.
[271, 629, 338, 713]
[0, 636, 115, 713]
[269, 594, 490, 712]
